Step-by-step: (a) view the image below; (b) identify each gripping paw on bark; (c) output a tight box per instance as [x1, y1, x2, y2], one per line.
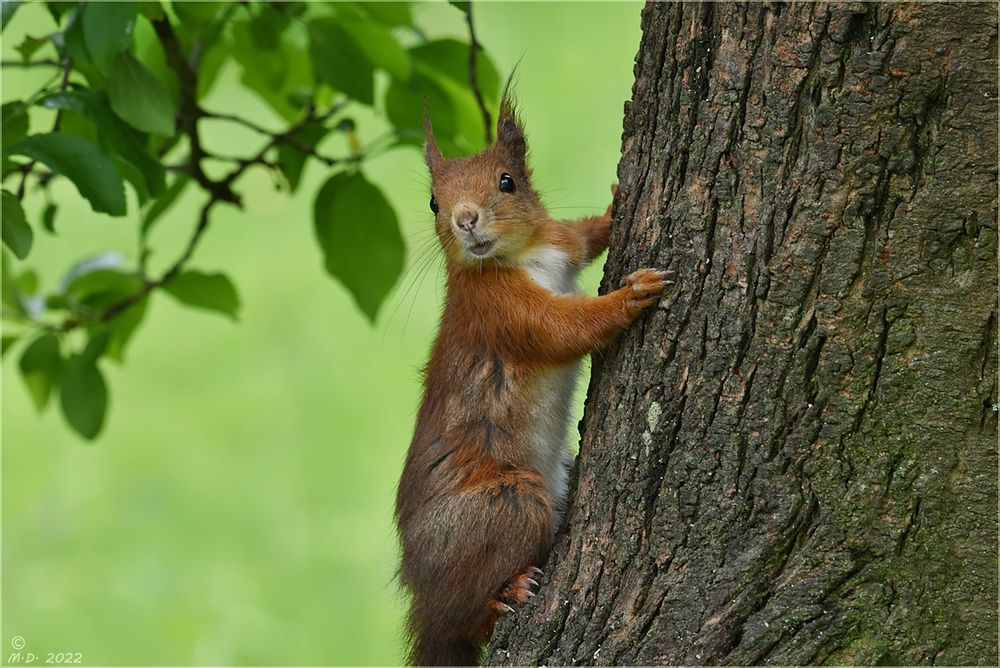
[489, 566, 543, 614]
[623, 268, 673, 317]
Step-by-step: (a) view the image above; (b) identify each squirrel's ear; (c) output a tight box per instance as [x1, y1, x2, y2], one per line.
[423, 107, 444, 172]
[496, 75, 527, 169]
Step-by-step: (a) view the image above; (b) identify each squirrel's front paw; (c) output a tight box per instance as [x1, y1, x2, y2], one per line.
[623, 268, 673, 317]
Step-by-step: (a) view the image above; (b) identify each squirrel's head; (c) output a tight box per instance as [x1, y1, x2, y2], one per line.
[423, 82, 545, 266]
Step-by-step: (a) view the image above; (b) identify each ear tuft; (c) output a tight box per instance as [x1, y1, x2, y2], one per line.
[496, 71, 527, 170]
[423, 104, 444, 172]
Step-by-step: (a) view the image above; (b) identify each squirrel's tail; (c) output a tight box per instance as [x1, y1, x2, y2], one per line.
[405, 597, 489, 666]
[408, 634, 481, 666]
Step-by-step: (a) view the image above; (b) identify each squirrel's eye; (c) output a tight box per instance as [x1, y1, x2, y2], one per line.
[430, 195, 439, 214]
[498, 172, 516, 193]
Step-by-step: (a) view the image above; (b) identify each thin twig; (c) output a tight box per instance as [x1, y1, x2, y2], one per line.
[465, 1, 492, 144]
[50, 56, 73, 132]
[0, 59, 61, 68]
[151, 17, 240, 205]
[202, 103, 349, 167]
[202, 110, 275, 136]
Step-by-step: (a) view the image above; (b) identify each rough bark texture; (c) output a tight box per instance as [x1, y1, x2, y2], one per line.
[487, 2, 997, 665]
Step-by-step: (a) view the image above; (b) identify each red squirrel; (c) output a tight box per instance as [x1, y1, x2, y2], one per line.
[395, 84, 670, 666]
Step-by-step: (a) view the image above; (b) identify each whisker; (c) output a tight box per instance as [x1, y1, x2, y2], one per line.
[402, 255, 443, 335]
[383, 237, 441, 317]
[381, 243, 443, 344]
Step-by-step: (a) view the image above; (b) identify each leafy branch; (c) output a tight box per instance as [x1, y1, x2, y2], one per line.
[2, 0, 501, 440]
[54, 17, 351, 333]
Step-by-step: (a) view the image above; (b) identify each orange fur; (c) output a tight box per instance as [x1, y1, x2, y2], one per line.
[396, 84, 668, 666]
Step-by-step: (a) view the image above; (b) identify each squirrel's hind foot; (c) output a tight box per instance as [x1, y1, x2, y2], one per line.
[490, 565, 543, 614]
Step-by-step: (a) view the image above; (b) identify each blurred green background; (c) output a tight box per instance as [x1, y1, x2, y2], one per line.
[1, 2, 642, 664]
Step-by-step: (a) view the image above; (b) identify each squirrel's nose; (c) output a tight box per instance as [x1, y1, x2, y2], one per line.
[455, 209, 479, 232]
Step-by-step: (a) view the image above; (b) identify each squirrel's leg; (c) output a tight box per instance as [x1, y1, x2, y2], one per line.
[405, 464, 553, 661]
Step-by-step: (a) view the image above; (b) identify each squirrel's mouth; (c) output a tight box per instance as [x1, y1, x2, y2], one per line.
[469, 240, 495, 257]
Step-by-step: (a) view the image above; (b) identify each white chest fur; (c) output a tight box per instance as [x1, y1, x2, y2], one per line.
[524, 246, 578, 295]
[523, 246, 580, 528]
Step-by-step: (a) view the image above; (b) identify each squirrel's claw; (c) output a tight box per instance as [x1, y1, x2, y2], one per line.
[490, 600, 516, 615]
[496, 565, 544, 608]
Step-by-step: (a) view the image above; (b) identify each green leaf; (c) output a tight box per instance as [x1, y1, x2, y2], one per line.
[57, 106, 98, 143]
[448, 1, 471, 14]
[172, 1, 221, 26]
[59, 353, 108, 440]
[386, 73, 458, 140]
[1, 190, 31, 259]
[61, 252, 125, 288]
[390, 40, 503, 153]
[1, 249, 24, 317]
[338, 15, 410, 81]
[412, 41, 502, 148]
[41, 202, 57, 233]
[2, 158, 19, 178]
[40, 89, 165, 196]
[248, 3, 289, 49]
[137, 2, 164, 21]
[1, 334, 18, 356]
[0, 252, 41, 320]
[45, 2, 76, 25]
[412, 40, 501, 103]
[313, 171, 404, 322]
[2, 101, 29, 143]
[82, 1, 136, 73]
[62, 265, 143, 312]
[64, 268, 142, 306]
[277, 121, 328, 193]
[134, 15, 180, 105]
[62, 5, 103, 86]
[59, 252, 144, 311]
[105, 297, 147, 362]
[307, 18, 374, 105]
[14, 34, 47, 62]
[3, 133, 126, 216]
[353, 2, 412, 26]
[82, 327, 112, 364]
[163, 270, 241, 321]
[231, 20, 313, 122]
[195, 38, 227, 99]
[1, 0, 23, 32]
[107, 51, 176, 136]
[19, 333, 61, 411]
[116, 158, 149, 204]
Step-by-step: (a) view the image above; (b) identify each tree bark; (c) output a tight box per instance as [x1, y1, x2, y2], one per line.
[487, 2, 997, 665]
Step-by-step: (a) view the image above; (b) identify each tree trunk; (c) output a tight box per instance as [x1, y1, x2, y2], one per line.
[487, 2, 997, 665]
